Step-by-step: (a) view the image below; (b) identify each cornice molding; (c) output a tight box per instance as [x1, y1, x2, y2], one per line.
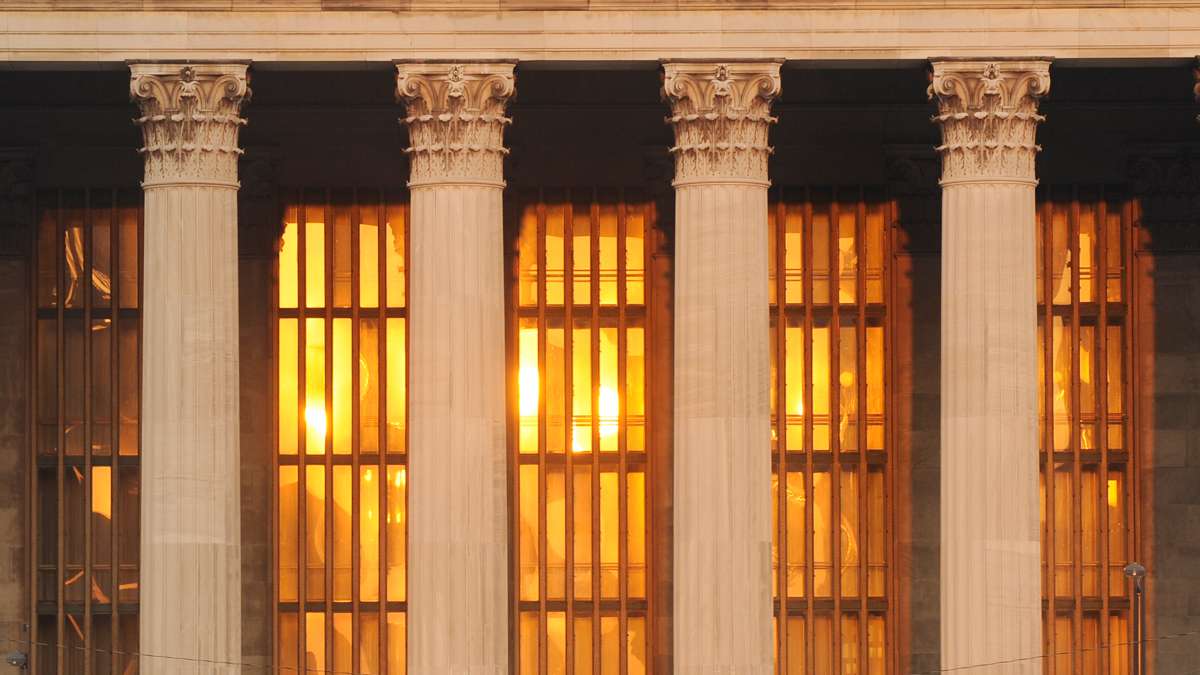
[661, 60, 781, 186]
[928, 59, 1051, 185]
[129, 62, 251, 189]
[395, 61, 516, 188]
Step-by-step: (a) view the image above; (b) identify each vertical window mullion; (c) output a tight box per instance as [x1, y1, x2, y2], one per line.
[56, 190, 66, 675]
[82, 188, 95, 675]
[376, 192, 389, 675]
[1040, 194, 1057, 675]
[1080, 189, 1089, 667]
[617, 195, 630, 675]
[350, 192, 363, 675]
[296, 194, 310, 671]
[828, 193, 843, 675]
[773, 193, 789, 675]
[802, 191, 816, 675]
[536, 192, 549, 675]
[109, 189, 122, 675]
[1095, 193, 1111, 674]
[324, 189, 336, 674]
[590, 195, 602, 675]
[856, 193, 869, 673]
[563, 195, 576, 675]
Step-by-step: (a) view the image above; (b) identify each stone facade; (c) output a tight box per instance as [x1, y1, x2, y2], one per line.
[0, 49, 1197, 675]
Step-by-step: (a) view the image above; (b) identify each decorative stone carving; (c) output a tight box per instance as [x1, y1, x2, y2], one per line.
[395, 62, 516, 187]
[928, 59, 1051, 184]
[129, 62, 251, 188]
[661, 61, 782, 185]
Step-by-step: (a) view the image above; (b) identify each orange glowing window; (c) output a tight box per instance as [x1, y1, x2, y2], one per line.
[31, 188, 142, 675]
[1037, 188, 1135, 675]
[769, 188, 890, 675]
[510, 190, 657, 675]
[276, 189, 408, 674]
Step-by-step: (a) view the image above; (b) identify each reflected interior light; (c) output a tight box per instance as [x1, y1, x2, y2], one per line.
[796, 398, 805, 417]
[305, 403, 328, 440]
[1107, 479, 1119, 508]
[839, 370, 854, 387]
[519, 366, 539, 416]
[395, 468, 407, 488]
[599, 386, 619, 438]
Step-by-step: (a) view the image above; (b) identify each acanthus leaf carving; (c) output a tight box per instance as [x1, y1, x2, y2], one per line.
[928, 59, 1051, 184]
[395, 62, 516, 187]
[661, 61, 782, 185]
[129, 62, 251, 188]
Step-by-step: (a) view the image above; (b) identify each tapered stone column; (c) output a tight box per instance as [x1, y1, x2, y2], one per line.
[129, 62, 249, 674]
[663, 60, 780, 675]
[395, 61, 514, 675]
[929, 58, 1051, 674]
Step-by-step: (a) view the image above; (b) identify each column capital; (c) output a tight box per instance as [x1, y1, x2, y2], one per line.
[129, 62, 251, 189]
[928, 59, 1051, 186]
[395, 61, 516, 189]
[661, 60, 782, 187]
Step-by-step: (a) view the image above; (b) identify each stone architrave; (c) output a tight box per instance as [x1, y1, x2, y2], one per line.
[929, 58, 1051, 675]
[395, 61, 515, 675]
[663, 59, 781, 675]
[129, 61, 250, 675]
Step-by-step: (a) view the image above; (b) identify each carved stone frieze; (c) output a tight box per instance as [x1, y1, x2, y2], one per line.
[395, 62, 516, 187]
[928, 59, 1051, 185]
[129, 62, 251, 189]
[661, 61, 782, 186]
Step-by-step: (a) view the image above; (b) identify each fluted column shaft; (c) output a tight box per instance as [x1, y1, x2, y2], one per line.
[930, 58, 1051, 675]
[396, 61, 515, 675]
[129, 62, 249, 674]
[663, 60, 781, 675]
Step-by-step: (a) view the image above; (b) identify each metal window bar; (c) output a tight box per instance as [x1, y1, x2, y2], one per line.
[274, 188, 409, 674]
[30, 188, 142, 675]
[770, 186, 892, 675]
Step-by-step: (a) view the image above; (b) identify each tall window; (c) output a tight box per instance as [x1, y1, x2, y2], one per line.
[276, 189, 408, 674]
[769, 188, 891, 675]
[31, 189, 142, 675]
[1037, 188, 1135, 675]
[509, 190, 655, 675]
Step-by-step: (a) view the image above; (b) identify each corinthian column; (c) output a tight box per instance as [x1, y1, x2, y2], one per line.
[929, 58, 1051, 674]
[663, 60, 780, 675]
[395, 61, 515, 675]
[129, 62, 249, 674]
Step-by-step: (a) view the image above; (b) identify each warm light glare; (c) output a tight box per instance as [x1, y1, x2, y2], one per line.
[305, 403, 328, 440]
[519, 366, 539, 416]
[1107, 479, 1119, 508]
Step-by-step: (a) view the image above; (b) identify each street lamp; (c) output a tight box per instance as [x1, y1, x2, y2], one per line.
[1124, 562, 1147, 675]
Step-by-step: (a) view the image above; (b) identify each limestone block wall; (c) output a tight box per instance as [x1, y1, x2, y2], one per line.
[1136, 251, 1200, 673]
[0, 254, 28, 658]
